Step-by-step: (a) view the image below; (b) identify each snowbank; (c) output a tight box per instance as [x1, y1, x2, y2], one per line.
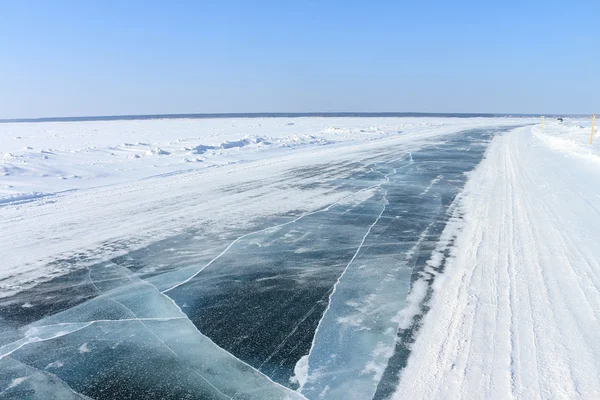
[532, 116, 600, 164]
[393, 124, 600, 399]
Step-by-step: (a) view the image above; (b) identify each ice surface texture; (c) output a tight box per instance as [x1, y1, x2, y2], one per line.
[0, 122, 525, 399]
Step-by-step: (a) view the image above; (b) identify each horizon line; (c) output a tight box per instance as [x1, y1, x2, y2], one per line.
[0, 111, 579, 124]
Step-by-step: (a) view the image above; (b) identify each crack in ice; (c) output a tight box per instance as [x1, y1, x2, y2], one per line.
[2, 156, 411, 399]
[0, 322, 95, 361]
[300, 165, 392, 392]
[110, 278, 234, 400]
[161, 167, 393, 295]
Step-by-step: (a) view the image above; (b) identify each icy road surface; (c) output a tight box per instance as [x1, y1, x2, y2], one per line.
[5, 116, 598, 399]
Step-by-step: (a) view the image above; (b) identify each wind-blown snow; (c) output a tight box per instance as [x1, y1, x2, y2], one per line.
[0, 117, 484, 198]
[393, 121, 600, 399]
[0, 117, 522, 297]
[299, 126, 510, 399]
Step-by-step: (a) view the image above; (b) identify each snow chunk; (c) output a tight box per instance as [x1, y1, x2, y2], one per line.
[6, 376, 28, 390]
[45, 361, 65, 369]
[78, 343, 90, 353]
[290, 355, 309, 388]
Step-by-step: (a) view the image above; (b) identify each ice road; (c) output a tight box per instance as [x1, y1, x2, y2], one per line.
[4, 116, 598, 399]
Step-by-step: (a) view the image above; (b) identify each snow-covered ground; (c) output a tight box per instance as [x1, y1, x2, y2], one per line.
[0, 117, 514, 200]
[393, 117, 600, 399]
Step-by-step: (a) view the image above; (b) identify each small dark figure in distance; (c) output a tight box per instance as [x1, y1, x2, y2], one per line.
[557, 117, 564, 122]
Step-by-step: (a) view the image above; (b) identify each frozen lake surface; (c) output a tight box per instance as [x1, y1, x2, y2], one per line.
[1, 119, 544, 399]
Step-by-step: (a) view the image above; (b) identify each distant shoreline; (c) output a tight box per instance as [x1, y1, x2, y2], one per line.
[0, 112, 572, 124]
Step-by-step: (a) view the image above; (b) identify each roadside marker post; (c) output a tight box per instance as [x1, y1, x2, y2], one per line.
[590, 114, 596, 145]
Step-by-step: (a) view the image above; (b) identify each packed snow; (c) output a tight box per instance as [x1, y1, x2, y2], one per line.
[392, 117, 600, 400]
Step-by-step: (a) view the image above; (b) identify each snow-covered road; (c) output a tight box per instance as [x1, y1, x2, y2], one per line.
[394, 124, 600, 399]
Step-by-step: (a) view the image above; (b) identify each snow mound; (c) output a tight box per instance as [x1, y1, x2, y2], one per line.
[532, 117, 600, 164]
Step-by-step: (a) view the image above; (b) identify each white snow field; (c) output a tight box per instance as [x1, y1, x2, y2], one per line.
[4, 115, 600, 399]
[393, 118, 600, 400]
[0, 117, 512, 199]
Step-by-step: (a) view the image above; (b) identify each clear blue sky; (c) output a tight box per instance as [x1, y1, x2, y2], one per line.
[1, 0, 598, 118]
